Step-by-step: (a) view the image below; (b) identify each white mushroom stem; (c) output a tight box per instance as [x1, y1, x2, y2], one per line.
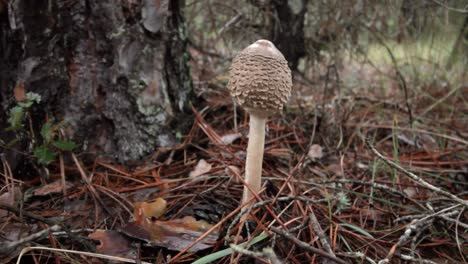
[242, 113, 267, 205]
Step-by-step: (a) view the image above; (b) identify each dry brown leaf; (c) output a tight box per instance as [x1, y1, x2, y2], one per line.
[134, 198, 167, 222]
[13, 83, 25, 102]
[308, 144, 324, 160]
[33, 180, 73, 196]
[120, 198, 218, 252]
[359, 208, 383, 221]
[122, 216, 218, 252]
[88, 230, 134, 258]
[189, 159, 212, 178]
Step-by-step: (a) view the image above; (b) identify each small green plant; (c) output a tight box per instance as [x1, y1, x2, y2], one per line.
[335, 191, 350, 214]
[5, 92, 77, 165]
[7, 92, 41, 130]
[33, 119, 77, 165]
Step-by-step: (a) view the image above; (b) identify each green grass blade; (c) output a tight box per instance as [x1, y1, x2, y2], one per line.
[339, 223, 375, 239]
[191, 232, 269, 264]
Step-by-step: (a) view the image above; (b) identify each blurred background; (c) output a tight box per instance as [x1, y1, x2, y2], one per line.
[186, 0, 467, 101]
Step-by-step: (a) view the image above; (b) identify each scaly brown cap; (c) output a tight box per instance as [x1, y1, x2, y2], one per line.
[228, 40, 292, 118]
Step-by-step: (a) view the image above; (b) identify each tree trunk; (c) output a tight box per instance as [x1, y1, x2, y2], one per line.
[269, 0, 308, 70]
[400, 0, 420, 36]
[250, 0, 308, 70]
[0, 0, 193, 164]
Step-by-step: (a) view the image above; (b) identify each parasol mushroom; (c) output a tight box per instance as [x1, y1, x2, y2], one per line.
[227, 39, 292, 206]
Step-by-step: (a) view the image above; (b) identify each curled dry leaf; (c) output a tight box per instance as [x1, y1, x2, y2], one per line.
[189, 159, 212, 178]
[134, 198, 167, 222]
[120, 198, 219, 252]
[308, 144, 324, 160]
[122, 216, 218, 252]
[88, 230, 134, 258]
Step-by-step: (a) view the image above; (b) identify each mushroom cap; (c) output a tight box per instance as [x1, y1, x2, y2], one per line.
[227, 40, 292, 118]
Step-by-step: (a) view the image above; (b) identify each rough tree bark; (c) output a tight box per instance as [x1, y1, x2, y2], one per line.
[0, 0, 193, 165]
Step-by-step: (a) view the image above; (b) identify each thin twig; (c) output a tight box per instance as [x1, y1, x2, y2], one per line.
[16, 246, 152, 264]
[71, 153, 111, 215]
[225, 196, 328, 243]
[270, 226, 347, 264]
[0, 225, 61, 254]
[230, 244, 283, 264]
[0, 203, 59, 226]
[362, 136, 468, 208]
[430, 0, 468, 13]
[309, 211, 335, 256]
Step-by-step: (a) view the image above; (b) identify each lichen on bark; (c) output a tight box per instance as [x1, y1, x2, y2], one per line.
[0, 0, 193, 163]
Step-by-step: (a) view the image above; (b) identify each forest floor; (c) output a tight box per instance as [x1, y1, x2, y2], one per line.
[1, 46, 467, 264]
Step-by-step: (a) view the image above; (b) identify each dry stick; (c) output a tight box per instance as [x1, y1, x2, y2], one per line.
[0, 225, 62, 254]
[440, 211, 468, 229]
[383, 216, 435, 262]
[218, 12, 243, 35]
[308, 211, 335, 257]
[225, 196, 329, 244]
[454, 208, 467, 263]
[230, 244, 283, 264]
[313, 178, 426, 210]
[16, 246, 152, 264]
[59, 154, 67, 196]
[399, 254, 439, 264]
[1, 157, 15, 205]
[71, 154, 111, 215]
[0, 203, 59, 226]
[270, 226, 347, 264]
[363, 137, 468, 208]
